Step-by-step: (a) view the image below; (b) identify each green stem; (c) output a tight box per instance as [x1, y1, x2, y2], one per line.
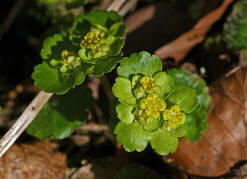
[100, 75, 114, 103]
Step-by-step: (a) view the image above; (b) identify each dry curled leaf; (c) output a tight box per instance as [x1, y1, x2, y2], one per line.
[155, 0, 234, 63]
[168, 67, 247, 176]
[0, 141, 67, 179]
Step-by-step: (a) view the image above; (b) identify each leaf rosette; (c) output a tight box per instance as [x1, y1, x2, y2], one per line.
[32, 34, 90, 94]
[112, 52, 209, 155]
[32, 10, 126, 94]
[70, 9, 126, 76]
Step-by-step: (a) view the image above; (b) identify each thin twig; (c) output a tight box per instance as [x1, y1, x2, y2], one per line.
[0, 0, 27, 40]
[0, 91, 52, 157]
[107, 0, 126, 11]
[119, 0, 137, 16]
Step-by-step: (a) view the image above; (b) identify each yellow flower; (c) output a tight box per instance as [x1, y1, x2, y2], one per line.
[163, 105, 185, 129]
[140, 76, 156, 93]
[139, 93, 166, 118]
[81, 31, 102, 54]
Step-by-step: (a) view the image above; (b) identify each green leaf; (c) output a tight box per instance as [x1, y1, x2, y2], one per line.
[168, 86, 198, 113]
[117, 52, 162, 78]
[108, 39, 125, 56]
[116, 104, 135, 125]
[114, 121, 151, 152]
[80, 10, 123, 29]
[109, 100, 120, 132]
[167, 69, 211, 111]
[91, 55, 122, 77]
[26, 85, 94, 139]
[171, 124, 188, 137]
[153, 72, 174, 97]
[110, 22, 127, 37]
[112, 77, 136, 105]
[32, 62, 87, 94]
[143, 117, 161, 132]
[150, 128, 178, 155]
[41, 34, 63, 60]
[185, 106, 208, 142]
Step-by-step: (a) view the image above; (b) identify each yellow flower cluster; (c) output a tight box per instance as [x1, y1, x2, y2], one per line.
[163, 105, 185, 129]
[140, 77, 156, 93]
[81, 31, 102, 53]
[139, 93, 166, 118]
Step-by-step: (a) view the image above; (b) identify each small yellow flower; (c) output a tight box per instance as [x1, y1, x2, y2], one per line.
[163, 105, 185, 129]
[139, 93, 166, 118]
[140, 76, 156, 93]
[81, 31, 102, 54]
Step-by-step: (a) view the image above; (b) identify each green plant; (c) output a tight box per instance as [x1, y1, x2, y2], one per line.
[112, 52, 210, 155]
[0, 6, 210, 161]
[32, 10, 126, 94]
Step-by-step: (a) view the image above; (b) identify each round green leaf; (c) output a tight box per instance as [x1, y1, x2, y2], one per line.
[150, 129, 178, 155]
[168, 86, 198, 113]
[82, 10, 123, 29]
[116, 104, 135, 125]
[26, 85, 94, 139]
[112, 77, 136, 105]
[167, 68, 210, 111]
[32, 62, 87, 94]
[110, 22, 127, 37]
[143, 117, 161, 132]
[170, 124, 188, 138]
[117, 52, 162, 78]
[41, 34, 63, 60]
[185, 106, 208, 142]
[90, 55, 122, 77]
[108, 39, 125, 56]
[114, 121, 151, 152]
[153, 72, 174, 97]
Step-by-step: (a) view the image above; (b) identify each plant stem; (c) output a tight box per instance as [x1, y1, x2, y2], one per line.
[100, 75, 114, 103]
[0, 91, 52, 157]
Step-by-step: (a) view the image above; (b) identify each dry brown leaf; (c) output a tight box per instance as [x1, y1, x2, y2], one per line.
[124, 5, 155, 34]
[155, 0, 234, 63]
[0, 140, 67, 179]
[168, 67, 247, 176]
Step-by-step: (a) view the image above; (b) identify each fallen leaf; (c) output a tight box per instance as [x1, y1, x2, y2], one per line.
[155, 0, 234, 63]
[0, 141, 67, 179]
[124, 5, 155, 34]
[168, 67, 247, 176]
